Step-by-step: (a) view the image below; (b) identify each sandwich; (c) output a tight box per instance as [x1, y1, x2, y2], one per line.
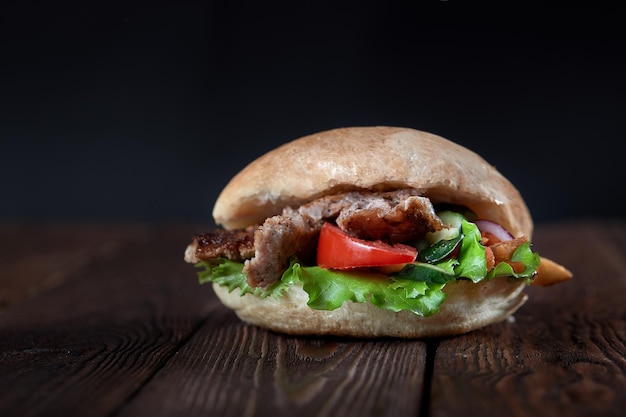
[184, 126, 572, 338]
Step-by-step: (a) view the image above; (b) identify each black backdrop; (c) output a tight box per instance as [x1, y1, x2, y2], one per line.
[1, 2, 624, 226]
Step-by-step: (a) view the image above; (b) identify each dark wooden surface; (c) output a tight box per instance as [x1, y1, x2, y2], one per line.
[1, 219, 624, 417]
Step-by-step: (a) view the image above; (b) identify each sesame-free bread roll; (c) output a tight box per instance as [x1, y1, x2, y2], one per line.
[195, 126, 570, 338]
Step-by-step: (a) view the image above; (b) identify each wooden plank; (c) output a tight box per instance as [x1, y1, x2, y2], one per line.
[0, 225, 217, 417]
[0, 223, 146, 310]
[116, 317, 428, 417]
[428, 220, 626, 417]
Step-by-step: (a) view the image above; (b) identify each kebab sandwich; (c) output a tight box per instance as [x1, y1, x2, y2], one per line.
[184, 126, 572, 338]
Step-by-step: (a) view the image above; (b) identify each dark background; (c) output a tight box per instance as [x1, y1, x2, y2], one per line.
[1, 1, 624, 227]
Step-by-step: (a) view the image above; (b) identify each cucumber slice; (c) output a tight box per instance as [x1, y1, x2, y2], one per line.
[395, 262, 456, 284]
[418, 233, 463, 263]
[425, 211, 465, 245]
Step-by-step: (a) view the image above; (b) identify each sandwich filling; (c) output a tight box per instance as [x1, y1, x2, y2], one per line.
[185, 189, 541, 317]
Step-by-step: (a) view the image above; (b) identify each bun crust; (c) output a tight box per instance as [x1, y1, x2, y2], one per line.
[213, 126, 533, 238]
[213, 278, 528, 338]
[206, 126, 536, 338]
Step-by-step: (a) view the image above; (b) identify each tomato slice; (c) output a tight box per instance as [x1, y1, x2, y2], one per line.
[316, 222, 418, 270]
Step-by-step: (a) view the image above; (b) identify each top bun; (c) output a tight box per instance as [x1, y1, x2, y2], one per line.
[213, 126, 533, 238]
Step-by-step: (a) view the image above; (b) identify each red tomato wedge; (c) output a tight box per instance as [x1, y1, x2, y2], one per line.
[317, 222, 418, 270]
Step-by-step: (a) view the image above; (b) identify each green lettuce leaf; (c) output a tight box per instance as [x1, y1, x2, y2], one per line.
[196, 259, 292, 299]
[196, 259, 446, 316]
[453, 219, 488, 282]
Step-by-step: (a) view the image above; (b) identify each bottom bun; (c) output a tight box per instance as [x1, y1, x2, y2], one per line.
[212, 278, 528, 338]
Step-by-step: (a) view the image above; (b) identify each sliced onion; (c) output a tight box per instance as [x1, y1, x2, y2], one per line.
[474, 219, 514, 242]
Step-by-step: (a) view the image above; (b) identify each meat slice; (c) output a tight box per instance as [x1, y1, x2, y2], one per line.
[335, 194, 445, 243]
[243, 207, 322, 288]
[189, 227, 256, 263]
[489, 236, 529, 263]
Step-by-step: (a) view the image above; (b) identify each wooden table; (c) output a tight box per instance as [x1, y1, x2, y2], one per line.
[1, 219, 624, 417]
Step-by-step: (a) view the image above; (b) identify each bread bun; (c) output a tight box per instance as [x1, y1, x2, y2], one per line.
[213, 126, 533, 238]
[207, 126, 537, 338]
[213, 278, 527, 338]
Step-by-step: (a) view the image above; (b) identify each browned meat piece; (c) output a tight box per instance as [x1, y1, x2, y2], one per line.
[243, 207, 322, 288]
[334, 194, 445, 243]
[192, 227, 256, 262]
[490, 236, 529, 264]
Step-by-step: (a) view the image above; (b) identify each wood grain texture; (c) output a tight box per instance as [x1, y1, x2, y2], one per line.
[0, 223, 145, 310]
[428, 220, 626, 417]
[0, 224, 216, 417]
[117, 317, 427, 417]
